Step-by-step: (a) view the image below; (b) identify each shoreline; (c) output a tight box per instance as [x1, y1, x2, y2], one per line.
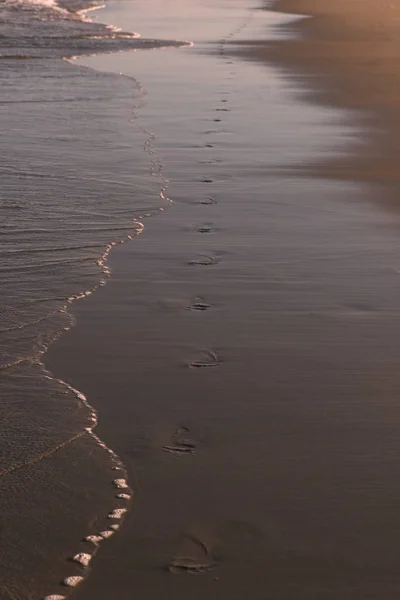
[39, 5, 175, 600]
[1, 0, 188, 596]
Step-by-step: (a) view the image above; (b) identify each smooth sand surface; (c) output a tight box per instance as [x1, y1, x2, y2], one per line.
[45, 0, 400, 598]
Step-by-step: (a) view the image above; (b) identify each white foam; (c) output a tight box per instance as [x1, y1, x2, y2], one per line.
[108, 508, 127, 519]
[72, 552, 92, 567]
[63, 576, 84, 587]
[117, 493, 131, 500]
[113, 478, 128, 489]
[99, 530, 114, 539]
[44, 595, 66, 600]
[84, 534, 103, 544]
[8, 0, 69, 15]
[110, 523, 120, 531]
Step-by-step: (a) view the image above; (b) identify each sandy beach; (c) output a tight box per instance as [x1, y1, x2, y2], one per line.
[37, 0, 400, 598]
[263, 0, 400, 188]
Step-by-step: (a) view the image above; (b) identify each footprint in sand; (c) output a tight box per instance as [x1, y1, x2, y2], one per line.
[193, 223, 213, 233]
[196, 197, 217, 205]
[162, 426, 196, 456]
[189, 349, 221, 368]
[188, 255, 219, 266]
[202, 157, 221, 165]
[187, 296, 211, 311]
[168, 528, 217, 574]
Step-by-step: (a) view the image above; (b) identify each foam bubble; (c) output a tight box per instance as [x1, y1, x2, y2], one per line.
[117, 493, 131, 500]
[113, 478, 128, 489]
[72, 553, 92, 567]
[84, 535, 103, 544]
[108, 508, 127, 519]
[99, 530, 114, 539]
[63, 576, 84, 587]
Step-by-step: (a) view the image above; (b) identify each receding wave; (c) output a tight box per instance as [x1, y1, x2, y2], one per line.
[1, 0, 187, 58]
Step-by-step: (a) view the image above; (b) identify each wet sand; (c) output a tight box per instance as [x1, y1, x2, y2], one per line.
[46, 0, 400, 598]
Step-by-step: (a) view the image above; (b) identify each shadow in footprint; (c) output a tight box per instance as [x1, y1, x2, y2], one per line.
[188, 297, 211, 311]
[194, 224, 213, 233]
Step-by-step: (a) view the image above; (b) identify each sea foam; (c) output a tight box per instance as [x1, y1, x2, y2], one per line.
[63, 575, 84, 587]
[72, 552, 92, 567]
[113, 478, 128, 489]
[108, 507, 127, 519]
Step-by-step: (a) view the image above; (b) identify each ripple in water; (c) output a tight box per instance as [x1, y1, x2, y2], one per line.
[0, 0, 186, 595]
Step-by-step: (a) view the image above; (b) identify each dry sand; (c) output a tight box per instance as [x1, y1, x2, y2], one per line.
[272, 0, 400, 111]
[254, 0, 400, 187]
